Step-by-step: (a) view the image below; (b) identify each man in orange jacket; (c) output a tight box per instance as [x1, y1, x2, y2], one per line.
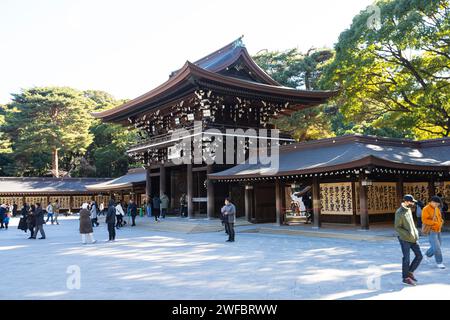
[422, 196, 445, 269]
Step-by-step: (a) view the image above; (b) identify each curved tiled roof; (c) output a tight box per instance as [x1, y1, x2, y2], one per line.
[209, 135, 450, 180]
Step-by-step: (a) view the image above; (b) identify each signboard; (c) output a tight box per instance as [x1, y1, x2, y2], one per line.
[168, 145, 182, 160]
[320, 182, 353, 215]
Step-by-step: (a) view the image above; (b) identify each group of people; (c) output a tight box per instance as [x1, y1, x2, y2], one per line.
[17, 202, 48, 239]
[395, 194, 446, 286]
[79, 198, 138, 244]
[144, 192, 170, 221]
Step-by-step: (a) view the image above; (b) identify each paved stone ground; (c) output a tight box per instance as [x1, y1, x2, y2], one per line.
[1, 216, 449, 300]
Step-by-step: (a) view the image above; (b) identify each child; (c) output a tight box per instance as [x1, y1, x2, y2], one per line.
[4, 210, 11, 229]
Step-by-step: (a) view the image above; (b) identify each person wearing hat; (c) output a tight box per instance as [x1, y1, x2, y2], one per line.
[422, 196, 445, 269]
[395, 194, 422, 286]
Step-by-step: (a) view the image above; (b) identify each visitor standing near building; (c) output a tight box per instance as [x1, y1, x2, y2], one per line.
[90, 200, 99, 227]
[99, 202, 105, 216]
[45, 202, 54, 224]
[115, 201, 125, 228]
[106, 199, 116, 241]
[145, 199, 152, 218]
[394, 194, 422, 286]
[27, 205, 36, 239]
[416, 200, 425, 231]
[221, 197, 236, 242]
[422, 196, 445, 269]
[18, 202, 30, 233]
[3, 209, 11, 229]
[160, 192, 169, 220]
[53, 200, 60, 225]
[0, 203, 6, 229]
[129, 199, 137, 226]
[180, 193, 187, 218]
[12, 202, 18, 217]
[152, 195, 160, 222]
[32, 203, 46, 239]
[79, 203, 96, 244]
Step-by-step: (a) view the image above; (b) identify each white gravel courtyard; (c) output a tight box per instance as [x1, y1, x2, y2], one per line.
[1, 217, 450, 300]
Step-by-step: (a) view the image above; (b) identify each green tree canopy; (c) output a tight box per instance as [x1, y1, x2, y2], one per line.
[4, 87, 94, 176]
[322, 0, 450, 139]
[254, 47, 336, 140]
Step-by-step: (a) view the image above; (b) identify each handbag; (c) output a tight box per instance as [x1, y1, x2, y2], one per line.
[422, 207, 437, 235]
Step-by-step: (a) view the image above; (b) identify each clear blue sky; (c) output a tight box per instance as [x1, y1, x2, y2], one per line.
[0, 0, 374, 104]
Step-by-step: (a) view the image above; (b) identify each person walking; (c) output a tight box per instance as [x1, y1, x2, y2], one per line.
[32, 203, 46, 239]
[180, 193, 187, 218]
[90, 200, 99, 227]
[129, 199, 137, 226]
[53, 200, 60, 225]
[115, 201, 125, 229]
[221, 198, 236, 242]
[395, 194, 422, 286]
[422, 196, 446, 269]
[160, 192, 169, 220]
[45, 202, 54, 224]
[152, 195, 161, 222]
[415, 200, 425, 232]
[106, 199, 116, 241]
[0, 204, 6, 229]
[79, 203, 96, 244]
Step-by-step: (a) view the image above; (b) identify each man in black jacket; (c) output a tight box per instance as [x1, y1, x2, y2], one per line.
[31, 203, 46, 239]
[106, 199, 116, 241]
[129, 199, 138, 226]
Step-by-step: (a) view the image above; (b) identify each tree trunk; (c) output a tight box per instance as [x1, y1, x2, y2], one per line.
[52, 148, 59, 178]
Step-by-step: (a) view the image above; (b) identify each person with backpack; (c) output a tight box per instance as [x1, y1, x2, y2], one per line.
[106, 199, 116, 241]
[422, 196, 445, 269]
[394, 194, 422, 286]
[160, 192, 169, 220]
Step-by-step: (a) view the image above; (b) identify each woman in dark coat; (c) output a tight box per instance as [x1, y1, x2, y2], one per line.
[18, 203, 30, 233]
[27, 205, 36, 239]
[106, 199, 116, 241]
[79, 203, 96, 244]
[31, 203, 46, 239]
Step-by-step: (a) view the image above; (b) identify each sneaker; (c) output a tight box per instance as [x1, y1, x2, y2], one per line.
[437, 263, 446, 269]
[38, 237, 46, 240]
[408, 272, 418, 283]
[92, 240, 97, 244]
[402, 277, 417, 286]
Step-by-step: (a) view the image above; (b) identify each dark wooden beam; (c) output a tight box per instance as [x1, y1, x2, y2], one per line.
[312, 176, 321, 228]
[359, 173, 369, 230]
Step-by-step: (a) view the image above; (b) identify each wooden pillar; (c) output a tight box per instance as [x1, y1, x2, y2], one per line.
[351, 182, 358, 225]
[145, 166, 152, 201]
[396, 175, 404, 206]
[206, 165, 215, 219]
[312, 176, 321, 229]
[428, 177, 436, 201]
[359, 174, 369, 230]
[245, 185, 252, 222]
[275, 180, 282, 226]
[159, 164, 166, 196]
[187, 164, 194, 218]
